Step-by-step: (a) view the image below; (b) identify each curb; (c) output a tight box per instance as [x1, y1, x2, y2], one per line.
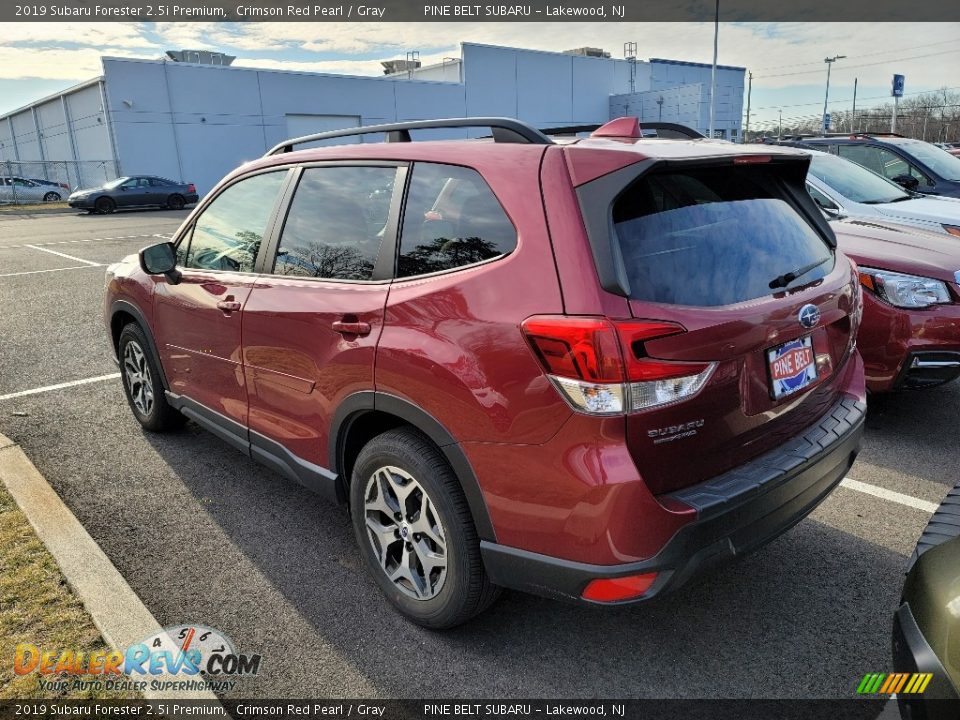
[0, 207, 77, 216]
[0, 432, 220, 703]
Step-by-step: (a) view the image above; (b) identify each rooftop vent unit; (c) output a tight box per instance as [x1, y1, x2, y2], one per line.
[165, 50, 236, 66]
[564, 47, 611, 58]
[381, 59, 422, 75]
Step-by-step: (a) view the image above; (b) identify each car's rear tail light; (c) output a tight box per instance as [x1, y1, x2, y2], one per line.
[59, 183, 69, 190]
[187, 183, 196, 194]
[581, 573, 658, 602]
[521, 316, 715, 415]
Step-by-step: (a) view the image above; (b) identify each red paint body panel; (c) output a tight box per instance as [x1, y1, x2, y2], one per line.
[241, 277, 389, 466]
[833, 219, 960, 392]
[153, 270, 257, 425]
[623, 260, 861, 494]
[464, 414, 696, 565]
[855, 291, 960, 392]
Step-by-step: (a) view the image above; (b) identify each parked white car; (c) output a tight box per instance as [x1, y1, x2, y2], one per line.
[0, 177, 65, 203]
[804, 150, 960, 238]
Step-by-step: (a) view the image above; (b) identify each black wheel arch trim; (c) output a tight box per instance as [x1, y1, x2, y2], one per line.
[330, 391, 497, 542]
[110, 299, 170, 391]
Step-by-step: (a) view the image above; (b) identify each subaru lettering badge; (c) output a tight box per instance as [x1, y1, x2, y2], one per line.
[798, 304, 820, 329]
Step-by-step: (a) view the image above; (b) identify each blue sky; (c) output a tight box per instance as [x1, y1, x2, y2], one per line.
[1, 22, 957, 128]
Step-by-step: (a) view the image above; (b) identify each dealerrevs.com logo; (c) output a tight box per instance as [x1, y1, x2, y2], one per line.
[13, 624, 261, 694]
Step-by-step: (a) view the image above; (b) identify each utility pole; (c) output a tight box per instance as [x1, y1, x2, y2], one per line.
[822, 55, 846, 133]
[778, 109, 782, 138]
[851, 77, 858, 133]
[744, 70, 752, 143]
[708, 0, 719, 138]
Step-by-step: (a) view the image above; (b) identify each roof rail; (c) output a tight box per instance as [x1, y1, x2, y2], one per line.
[541, 121, 705, 140]
[264, 117, 553, 156]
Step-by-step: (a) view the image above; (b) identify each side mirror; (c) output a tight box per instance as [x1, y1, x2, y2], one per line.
[139, 242, 181, 284]
[892, 174, 920, 191]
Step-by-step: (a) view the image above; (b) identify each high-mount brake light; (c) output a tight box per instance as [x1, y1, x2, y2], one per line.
[521, 316, 715, 415]
[733, 155, 772, 164]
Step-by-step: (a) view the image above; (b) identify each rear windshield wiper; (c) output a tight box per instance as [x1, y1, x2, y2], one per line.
[769, 255, 832, 289]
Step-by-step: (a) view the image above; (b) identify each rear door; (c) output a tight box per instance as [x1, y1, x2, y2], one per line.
[583, 158, 859, 494]
[241, 162, 403, 473]
[155, 168, 290, 428]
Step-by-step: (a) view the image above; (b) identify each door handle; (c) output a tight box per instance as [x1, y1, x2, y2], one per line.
[332, 320, 371, 336]
[217, 299, 242, 313]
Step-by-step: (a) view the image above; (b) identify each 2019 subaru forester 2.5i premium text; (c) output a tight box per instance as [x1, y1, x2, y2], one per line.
[104, 117, 866, 628]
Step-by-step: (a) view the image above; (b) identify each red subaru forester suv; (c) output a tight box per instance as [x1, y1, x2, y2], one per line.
[105, 117, 866, 628]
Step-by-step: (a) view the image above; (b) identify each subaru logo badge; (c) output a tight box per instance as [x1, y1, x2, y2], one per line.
[798, 304, 820, 329]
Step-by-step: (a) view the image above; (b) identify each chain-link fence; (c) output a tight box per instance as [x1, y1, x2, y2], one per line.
[0, 160, 119, 206]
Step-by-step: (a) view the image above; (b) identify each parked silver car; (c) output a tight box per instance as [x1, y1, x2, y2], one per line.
[804, 150, 960, 238]
[0, 177, 66, 203]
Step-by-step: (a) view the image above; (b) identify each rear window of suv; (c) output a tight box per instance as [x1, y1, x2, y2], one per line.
[612, 165, 833, 307]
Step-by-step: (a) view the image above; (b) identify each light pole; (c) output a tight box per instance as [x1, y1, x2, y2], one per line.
[708, 0, 719, 138]
[657, 96, 664, 121]
[822, 55, 846, 133]
[778, 109, 782, 138]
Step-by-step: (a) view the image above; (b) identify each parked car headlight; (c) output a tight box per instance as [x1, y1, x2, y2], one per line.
[858, 267, 952, 309]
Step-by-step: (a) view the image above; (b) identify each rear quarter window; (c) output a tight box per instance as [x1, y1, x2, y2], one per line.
[612, 166, 833, 307]
[397, 163, 517, 278]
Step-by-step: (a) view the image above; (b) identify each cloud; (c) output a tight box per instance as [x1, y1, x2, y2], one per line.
[1, 21, 155, 48]
[0, 45, 149, 80]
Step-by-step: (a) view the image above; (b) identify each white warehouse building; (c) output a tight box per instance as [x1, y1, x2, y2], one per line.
[0, 43, 745, 195]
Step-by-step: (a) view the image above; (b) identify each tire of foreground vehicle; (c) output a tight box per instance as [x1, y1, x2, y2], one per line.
[350, 427, 501, 629]
[118, 323, 185, 432]
[95, 196, 116, 214]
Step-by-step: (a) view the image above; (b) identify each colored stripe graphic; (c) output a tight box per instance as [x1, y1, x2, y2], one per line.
[857, 672, 933, 694]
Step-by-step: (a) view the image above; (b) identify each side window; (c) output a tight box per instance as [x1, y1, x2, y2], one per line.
[875, 148, 910, 180]
[149, 177, 170, 187]
[838, 145, 884, 174]
[180, 171, 286, 273]
[807, 184, 838, 211]
[875, 148, 931, 186]
[272, 166, 397, 281]
[397, 163, 517, 278]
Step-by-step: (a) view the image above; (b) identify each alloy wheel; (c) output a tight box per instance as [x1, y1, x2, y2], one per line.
[123, 341, 154, 417]
[363, 465, 447, 600]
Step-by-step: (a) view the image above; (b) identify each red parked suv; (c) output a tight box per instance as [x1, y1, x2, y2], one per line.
[105, 117, 866, 628]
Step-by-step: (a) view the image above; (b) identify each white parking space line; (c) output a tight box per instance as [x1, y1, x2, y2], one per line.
[0, 265, 105, 278]
[24, 244, 103, 266]
[840, 478, 939, 514]
[0, 374, 121, 402]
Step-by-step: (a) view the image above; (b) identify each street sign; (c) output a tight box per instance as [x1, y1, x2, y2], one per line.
[892, 74, 905, 97]
[823, 113, 831, 130]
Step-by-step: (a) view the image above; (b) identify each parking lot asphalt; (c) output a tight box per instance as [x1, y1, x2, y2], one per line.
[0, 211, 953, 700]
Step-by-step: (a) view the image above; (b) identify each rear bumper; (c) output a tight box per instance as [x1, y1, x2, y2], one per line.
[481, 395, 865, 605]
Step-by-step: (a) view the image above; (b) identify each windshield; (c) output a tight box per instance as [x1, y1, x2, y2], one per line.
[898, 140, 960, 181]
[103, 177, 130, 189]
[808, 154, 909, 204]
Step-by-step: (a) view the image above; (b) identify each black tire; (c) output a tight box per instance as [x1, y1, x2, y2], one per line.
[95, 196, 116, 214]
[166, 194, 185, 211]
[350, 427, 500, 629]
[43, 191, 61, 202]
[117, 323, 184, 432]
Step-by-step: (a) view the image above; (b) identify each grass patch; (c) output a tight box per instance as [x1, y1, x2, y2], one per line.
[0, 484, 136, 699]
